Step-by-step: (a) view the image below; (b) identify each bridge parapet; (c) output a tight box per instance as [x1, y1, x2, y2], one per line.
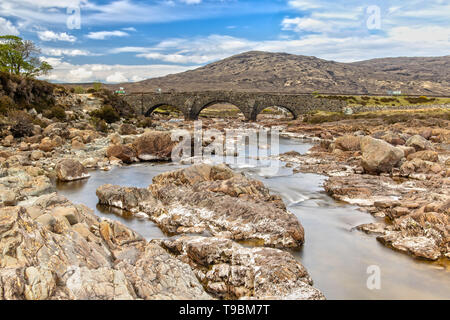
[123, 91, 347, 120]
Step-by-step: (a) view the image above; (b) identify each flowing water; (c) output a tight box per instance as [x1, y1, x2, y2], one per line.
[56, 137, 450, 300]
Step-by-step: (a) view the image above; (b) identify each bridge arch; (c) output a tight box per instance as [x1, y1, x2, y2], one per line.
[255, 105, 297, 120]
[252, 104, 298, 121]
[191, 100, 248, 120]
[145, 103, 184, 118]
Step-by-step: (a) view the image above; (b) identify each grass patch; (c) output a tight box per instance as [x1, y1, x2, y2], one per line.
[303, 108, 450, 124]
[152, 105, 183, 116]
[318, 95, 450, 107]
[199, 104, 243, 118]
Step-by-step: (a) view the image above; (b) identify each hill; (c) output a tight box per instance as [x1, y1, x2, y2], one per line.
[109, 51, 450, 95]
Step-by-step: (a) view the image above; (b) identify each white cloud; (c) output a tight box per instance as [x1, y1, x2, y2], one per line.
[136, 52, 214, 64]
[42, 48, 96, 56]
[388, 26, 450, 43]
[180, 0, 202, 4]
[69, 67, 93, 82]
[86, 30, 129, 40]
[288, 0, 322, 10]
[41, 60, 200, 83]
[109, 28, 450, 66]
[106, 72, 128, 83]
[37, 30, 76, 42]
[109, 46, 150, 54]
[0, 17, 19, 35]
[8, 0, 87, 7]
[282, 17, 333, 33]
[389, 3, 450, 19]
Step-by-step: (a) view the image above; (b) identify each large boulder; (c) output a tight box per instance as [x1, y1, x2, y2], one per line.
[360, 136, 404, 173]
[405, 135, 433, 151]
[96, 184, 155, 213]
[55, 159, 90, 182]
[43, 123, 70, 139]
[152, 163, 236, 186]
[38, 137, 56, 152]
[132, 131, 176, 161]
[106, 144, 138, 164]
[97, 164, 303, 248]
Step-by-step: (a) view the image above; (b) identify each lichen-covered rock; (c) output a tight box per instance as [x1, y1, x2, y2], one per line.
[360, 136, 404, 173]
[160, 236, 325, 300]
[0, 194, 212, 300]
[115, 243, 211, 300]
[55, 159, 90, 182]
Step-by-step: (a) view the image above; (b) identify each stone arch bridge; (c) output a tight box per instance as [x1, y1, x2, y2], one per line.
[123, 91, 347, 121]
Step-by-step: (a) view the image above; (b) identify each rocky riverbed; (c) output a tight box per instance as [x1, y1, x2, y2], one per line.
[0, 101, 449, 299]
[278, 117, 449, 262]
[0, 111, 326, 299]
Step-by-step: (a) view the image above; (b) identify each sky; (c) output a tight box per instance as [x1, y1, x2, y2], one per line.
[0, 0, 449, 83]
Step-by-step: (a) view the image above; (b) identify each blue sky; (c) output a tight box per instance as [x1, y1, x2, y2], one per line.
[0, 0, 449, 83]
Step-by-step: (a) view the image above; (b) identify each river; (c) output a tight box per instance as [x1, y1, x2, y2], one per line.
[56, 137, 450, 300]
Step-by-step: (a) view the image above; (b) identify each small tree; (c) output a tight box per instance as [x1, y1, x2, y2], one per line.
[92, 82, 102, 91]
[0, 35, 53, 78]
[74, 86, 86, 94]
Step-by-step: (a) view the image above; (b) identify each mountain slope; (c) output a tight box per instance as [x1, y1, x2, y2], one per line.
[111, 51, 450, 95]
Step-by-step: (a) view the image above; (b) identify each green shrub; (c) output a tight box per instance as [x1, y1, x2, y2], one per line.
[7, 110, 34, 138]
[44, 105, 66, 120]
[74, 86, 86, 94]
[136, 116, 153, 128]
[404, 96, 436, 104]
[0, 95, 15, 115]
[380, 97, 397, 103]
[89, 105, 120, 123]
[93, 89, 134, 118]
[32, 117, 47, 128]
[92, 82, 102, 92]
[90, 117, 108, 133]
